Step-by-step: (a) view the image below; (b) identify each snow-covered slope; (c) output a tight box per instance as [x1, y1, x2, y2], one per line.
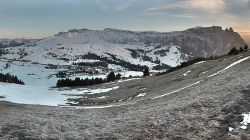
[1, 26, 245, 69]
[0, 26, 245, 86]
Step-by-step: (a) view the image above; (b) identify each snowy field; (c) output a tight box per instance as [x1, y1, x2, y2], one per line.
[0, 83, 120, 106]
[0, 57, 143, 106]
[0, 28, 189, 106]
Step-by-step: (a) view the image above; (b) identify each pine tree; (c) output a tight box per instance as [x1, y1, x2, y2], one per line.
[228, 47, 239, 55]
[115, 73, 122, 80]
[107, 72, 116, 82]
[239, 47, 244, 52]
[143, 67, 150, 77]
[0, 73, 24, 85]
[244, 44, 248, 50]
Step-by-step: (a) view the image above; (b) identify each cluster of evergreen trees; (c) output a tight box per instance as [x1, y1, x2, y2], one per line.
[127, 49, 140, 59]
[57, 77, 105, 87]
[228, 44, 248, 55]
[56, 72, 122, 87]
[152, 64, 171, 70]
[143, 68, 150, 76]
[107, 72, 121, 82]
[73, 61, 108, 67]
[81, 53, 148, 71]
[0, 73, 24, 85]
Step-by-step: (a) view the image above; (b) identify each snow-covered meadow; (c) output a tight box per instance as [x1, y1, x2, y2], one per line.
[0, 58, 143, 106]
[0, 83, 120, 106]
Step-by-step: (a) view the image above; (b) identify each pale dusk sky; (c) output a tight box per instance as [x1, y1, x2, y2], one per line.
[0, 0, 249, 43]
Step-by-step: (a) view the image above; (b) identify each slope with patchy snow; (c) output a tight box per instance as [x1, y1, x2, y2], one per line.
[0, 26, 247, 107]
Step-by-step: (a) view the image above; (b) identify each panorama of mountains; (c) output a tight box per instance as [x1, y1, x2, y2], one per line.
[0, 26, 250, 140]
[0, 26, 246, 68]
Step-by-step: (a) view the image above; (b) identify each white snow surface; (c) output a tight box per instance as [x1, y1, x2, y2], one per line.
[147, 45, 185, 67]
[195, 61, 207, 64]
[136, 93, 147, 98]
[240, 112, 250, 129]
[0, 83, 119, 106]
[229, 127, 234, 131]
[182, 70, 191, 76]
[119, 71, 143, 78]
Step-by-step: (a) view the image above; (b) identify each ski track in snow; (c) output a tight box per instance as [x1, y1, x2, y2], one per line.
[153, 81, 202, 99]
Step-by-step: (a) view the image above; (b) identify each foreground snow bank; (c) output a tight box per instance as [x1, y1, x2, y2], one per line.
[0, 83, 119, 106]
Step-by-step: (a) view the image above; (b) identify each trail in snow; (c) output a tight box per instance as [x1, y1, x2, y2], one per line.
[195, 61, 207, 64]
[182, 70, 191, 76]
[80, 104, 125, 109]
[208, 56, 250, 78]
[153, 81, 202, 99]
[73, 79, 201, 109]
[75, 56, 250, 109]
[72, 102, 137, 109]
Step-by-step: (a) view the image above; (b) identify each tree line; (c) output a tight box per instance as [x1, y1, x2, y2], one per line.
[73, 61, 108, 67]
[0, 73, 25, 85]
[228, 44, 248, 55]
[81, 53, 148, 71]
[56, 72, 122, 87]
[57, 67, 150, 87]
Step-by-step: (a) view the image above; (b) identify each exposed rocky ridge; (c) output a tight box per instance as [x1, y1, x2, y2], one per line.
[52, 26, 246, 58]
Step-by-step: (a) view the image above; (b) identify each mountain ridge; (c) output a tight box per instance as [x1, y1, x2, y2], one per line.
[0, 26, 247, 69]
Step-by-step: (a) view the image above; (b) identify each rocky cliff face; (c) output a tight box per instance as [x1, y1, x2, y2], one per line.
[178, 26, 246, 58]
[52, 26, 246, 59]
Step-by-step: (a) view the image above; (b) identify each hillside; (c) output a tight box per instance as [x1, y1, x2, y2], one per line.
[0, 48, 250, 139]
[0, 26, 247, 106]
[0, 26, 246, 69]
